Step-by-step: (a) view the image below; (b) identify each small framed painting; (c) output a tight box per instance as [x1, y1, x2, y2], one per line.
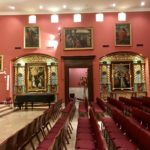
[0, 55, 3, 71]
[24, 26, 40, 48]
[64, 27, 93, 50]
[115, 23, 131, 46]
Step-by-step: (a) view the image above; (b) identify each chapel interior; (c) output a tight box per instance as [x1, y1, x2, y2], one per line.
[0, 0, 150, 150]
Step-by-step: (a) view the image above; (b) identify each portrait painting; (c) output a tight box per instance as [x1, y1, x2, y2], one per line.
[115, 23, 131, 46]
[112, 62, 132, 90]
[26, 63, 47, 92]
[0, 55, 3, 71]
[64, 27, 93, 50]
[24, 26, 40, 48]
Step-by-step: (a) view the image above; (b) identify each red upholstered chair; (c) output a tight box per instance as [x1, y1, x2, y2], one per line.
[6, 97, 12, 105]
[76, 140, 96, 149]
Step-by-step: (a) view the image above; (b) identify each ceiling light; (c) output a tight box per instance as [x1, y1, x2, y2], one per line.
[9, 6, 15, 10]
[118, 12, 126, 21]
[73, 14, 81, 22]
[39, 5, 43, 10]
[51, 14, 59, 23]
[112, 3, 116, 7]
[28, 15, 36, 24]
[63, 5, 67, 9]
[96, 13, 104, 22]
[141, 1, 145, 6]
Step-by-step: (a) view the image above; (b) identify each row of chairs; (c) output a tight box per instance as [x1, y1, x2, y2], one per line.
[106, 97, 130, 114]
[76, 108, 107, 150]
[91, 97, 106, 119]
[112, 109, 150, 150]
[102, 108, 138, 150]
[0, 101, 62, 150]
[119, 97, 142, 110]
[132, 96, 150, 113]
[36, 101, 75, 150]
[132, 107, 150, 130]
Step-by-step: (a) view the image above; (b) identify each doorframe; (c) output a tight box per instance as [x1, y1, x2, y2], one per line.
[61, 55, 95, 105]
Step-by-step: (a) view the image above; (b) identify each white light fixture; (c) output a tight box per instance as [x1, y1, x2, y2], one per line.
[47, 40, 58, 49]
[118, 12, 126, 21]
[141, 1, 145, 6]
[9, 6, 15, 10]
[73, 14, 81, 22]
[96, 13, 104, 22]
[28, 15, 36, 24]
[51, 14, 59, 23]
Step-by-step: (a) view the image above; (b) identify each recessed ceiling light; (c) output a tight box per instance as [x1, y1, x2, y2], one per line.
[9, 6, 15, 10]
[141, 1, 145, 6]
[39, 5, 43, 10]
[112, 3, 116, 7]
[63, 5, 67, 9]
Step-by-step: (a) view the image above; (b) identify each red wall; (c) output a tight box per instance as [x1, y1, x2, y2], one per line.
[0, 12, 150, 101]
[69, 68, 87, 87]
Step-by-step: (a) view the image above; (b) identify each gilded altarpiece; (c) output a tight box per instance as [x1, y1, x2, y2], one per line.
[100, 52, 146, 100]
[13, 55, 58, 96]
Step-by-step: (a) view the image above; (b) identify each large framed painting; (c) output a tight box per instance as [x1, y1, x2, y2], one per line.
[64, 27, 93, 50]
[0, 55, 3, 71]
[24, 26, 40, 48]
[111, 62, 132, 90]
[26, 63, 47, 92]
[115, 23, 131, 46]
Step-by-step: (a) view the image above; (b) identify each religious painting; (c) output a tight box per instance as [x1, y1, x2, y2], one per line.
[115, 23, 131, 46]
[26, 63, 47, 92]
[0, 55, 3, 71]
[64, 27, 93, 50]
[112, 62, 132, 90]
[24, 26, 40, 48]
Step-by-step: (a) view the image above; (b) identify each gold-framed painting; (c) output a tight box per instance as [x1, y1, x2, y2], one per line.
[26, 63, 47, 92]
[64, 27, 93, 50]
[24, 26, 40, 49]
[0, 55, 3, 71]
[115, 23, 131, 46]
[111, 62, 132, 90]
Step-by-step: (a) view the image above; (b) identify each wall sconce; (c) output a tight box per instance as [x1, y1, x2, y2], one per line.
[51, 14, 59, 23]
[73, 14, 81, 22]
[47, 40, 58, 49]
[118, 12, 126, 21]
[28, 15, 36, 24]
[96, 13, 104, 22]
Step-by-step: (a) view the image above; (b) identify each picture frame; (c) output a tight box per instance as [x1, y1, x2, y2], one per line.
[0, 55, 3, 71]
[115, 23, 131, 46]
[26, 63, 47, 92]
[24, 26, 40, 49]
[64, 27, 93, 50]
[111, 62, 132, 90]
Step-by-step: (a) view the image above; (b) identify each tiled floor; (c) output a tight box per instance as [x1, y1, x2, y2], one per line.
[0, 102, 79, 150]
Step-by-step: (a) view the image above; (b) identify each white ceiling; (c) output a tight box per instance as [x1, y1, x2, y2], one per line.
[0, 0, 150, 15]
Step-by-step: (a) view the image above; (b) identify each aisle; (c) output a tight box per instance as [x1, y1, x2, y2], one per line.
[66, 101, 79, 150]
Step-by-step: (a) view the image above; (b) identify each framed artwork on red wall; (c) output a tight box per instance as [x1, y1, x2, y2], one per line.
[115, 23, 131, 46]
[0, 55, 3, 71]
[64, 27, 93, 50]
[26, 63, 47, 92]
[111, 62, 132, 90]
[24, 26, 40, 49]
